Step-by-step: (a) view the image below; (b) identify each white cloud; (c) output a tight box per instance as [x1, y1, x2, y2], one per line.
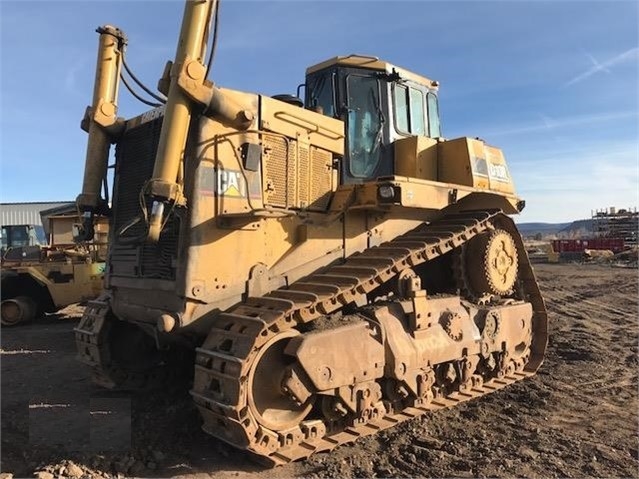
[564, 47, 639, 87]
[586, 52, 611, 74]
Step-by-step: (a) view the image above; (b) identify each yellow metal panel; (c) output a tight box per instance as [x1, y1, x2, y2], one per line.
[394, 136, 438, 181]
[365, 211, 428, 247]
[310, 147, 334, 210]
[438, 137, 515, 194]
[267, 216, 344, 280]
[351, 177, 520, 214]
[183, 91, 342, 306]
[183, 215, 267, 304]
[344, 211, 369, 258]
[437, 137, 477, 187]
[484, 144, 515, 194]
[197, 103, 264, 216]
[260, 96, 344, 156]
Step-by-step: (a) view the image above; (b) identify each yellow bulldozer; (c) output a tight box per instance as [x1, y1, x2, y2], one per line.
[74, 0, 547, 465]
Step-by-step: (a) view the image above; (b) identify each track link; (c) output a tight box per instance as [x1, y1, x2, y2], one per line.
[191, 210, 548, 465]
[75, 297, 191, 390]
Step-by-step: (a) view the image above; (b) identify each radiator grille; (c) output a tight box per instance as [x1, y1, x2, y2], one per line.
[298, 143, 309, 208]
[109, 118, 180, 280]
[262, 136, 333, 211]
[310, 147, 333, 210]
[263, 136, 290, 207]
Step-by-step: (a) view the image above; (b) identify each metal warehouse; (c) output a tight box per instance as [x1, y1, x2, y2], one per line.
[0, 202, 73, 228]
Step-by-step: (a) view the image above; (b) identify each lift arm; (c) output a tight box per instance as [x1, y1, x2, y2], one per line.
[78, 1, 254, 244]
[145, 0, 254, 243]
[76, 25, 126, 241]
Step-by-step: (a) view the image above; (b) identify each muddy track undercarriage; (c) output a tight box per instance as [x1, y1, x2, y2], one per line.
[75, 210, 547, 465]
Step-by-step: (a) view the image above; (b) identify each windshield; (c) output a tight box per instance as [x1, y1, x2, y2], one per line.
[1, 225, 46, 249]
[346, 75, 383, 178]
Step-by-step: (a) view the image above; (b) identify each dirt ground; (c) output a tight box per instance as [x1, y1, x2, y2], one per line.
[1, 263, 638, 478]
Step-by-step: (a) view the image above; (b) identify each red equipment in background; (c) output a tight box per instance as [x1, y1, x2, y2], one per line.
[551, 238, 625, 254]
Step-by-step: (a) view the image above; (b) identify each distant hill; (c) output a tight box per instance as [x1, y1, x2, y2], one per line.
[517, 219, 594, 239]
[517, 222, 570, 236]
[558, 219, 594, 238]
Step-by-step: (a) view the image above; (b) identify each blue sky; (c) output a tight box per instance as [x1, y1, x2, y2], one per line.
[1, 0, 637, 223]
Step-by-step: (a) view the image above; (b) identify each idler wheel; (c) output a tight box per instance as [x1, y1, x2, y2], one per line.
[466, 229, 518, 296]
[248, 330, 313, 431]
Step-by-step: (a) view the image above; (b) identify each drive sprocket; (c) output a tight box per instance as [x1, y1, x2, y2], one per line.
[464, 228, 519, 296]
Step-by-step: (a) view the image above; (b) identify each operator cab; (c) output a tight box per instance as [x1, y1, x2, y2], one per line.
[1, 224, 47, 257]
[304, 55, 442, 184]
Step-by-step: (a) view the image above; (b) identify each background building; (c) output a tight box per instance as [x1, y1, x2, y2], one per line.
[592, 207, 639, 248]
[0, 201, 73, 251]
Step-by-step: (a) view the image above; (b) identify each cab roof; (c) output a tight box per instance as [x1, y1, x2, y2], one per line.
[306, 55, 438, 89]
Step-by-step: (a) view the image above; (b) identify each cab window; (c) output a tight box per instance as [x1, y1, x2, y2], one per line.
[395, 85, 409, 132]
[409, 88, 425, 135]
[393, 84, 426, 136]
[427, 92, 441, 138]
[307, 72, 336, 117]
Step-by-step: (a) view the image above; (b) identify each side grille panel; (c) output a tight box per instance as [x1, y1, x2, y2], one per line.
[310, 146, 333, 210]
[263, 136, 290, 208]
[109, 118, 180, 281]
[297, 143, 309, 208]
[262, 136, 333, 212]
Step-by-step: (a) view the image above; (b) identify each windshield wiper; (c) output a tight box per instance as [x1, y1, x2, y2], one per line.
[369, 90, 385, 155]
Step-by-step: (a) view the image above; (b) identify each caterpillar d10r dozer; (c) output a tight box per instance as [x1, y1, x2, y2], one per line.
[74, 0, 547, 465]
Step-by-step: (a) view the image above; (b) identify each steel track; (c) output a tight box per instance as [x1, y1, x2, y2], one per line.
[189, 210, 548, 465]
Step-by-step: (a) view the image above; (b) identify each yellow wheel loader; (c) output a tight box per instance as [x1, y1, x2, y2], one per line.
[1, 211, 107, 326]
[74, 0, 547, 465]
